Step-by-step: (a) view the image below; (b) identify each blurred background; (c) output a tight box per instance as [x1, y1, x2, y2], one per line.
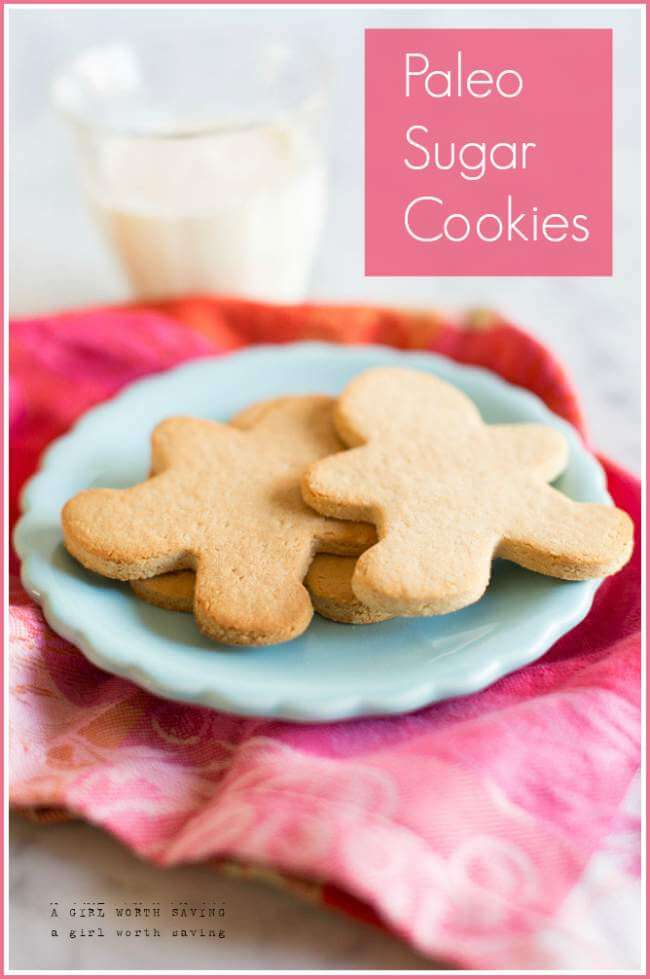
[8, 4, 643, 971]
[9, 6, 643, 473]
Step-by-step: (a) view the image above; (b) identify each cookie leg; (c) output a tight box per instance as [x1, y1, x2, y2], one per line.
[133, 556, 394, 626]
[352, 529, 497, 616]
[192, 546, 315, 646]
[306, 554, 394, 624]
[499, 485, 634, 579]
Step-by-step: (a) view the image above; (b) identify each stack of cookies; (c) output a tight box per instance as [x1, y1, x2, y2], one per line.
[62, 367, 633, 647]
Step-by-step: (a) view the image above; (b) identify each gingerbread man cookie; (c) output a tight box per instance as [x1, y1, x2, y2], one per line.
[62, 396, 375, 645]
[302, 367, 634, 616]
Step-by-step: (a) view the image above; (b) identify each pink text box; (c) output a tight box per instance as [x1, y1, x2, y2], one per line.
[365, 29, 612, 276]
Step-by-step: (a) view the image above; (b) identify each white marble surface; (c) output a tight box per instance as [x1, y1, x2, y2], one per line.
[10, 815, 437, 971]
[8, 5, 642, 972]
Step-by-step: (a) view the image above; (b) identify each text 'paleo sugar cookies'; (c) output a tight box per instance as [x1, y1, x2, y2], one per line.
[302, 367, 634, 617]
[62, 396, 375, 646]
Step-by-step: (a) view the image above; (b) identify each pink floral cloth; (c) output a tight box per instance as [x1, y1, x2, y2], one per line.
[9, 301, 641, 969]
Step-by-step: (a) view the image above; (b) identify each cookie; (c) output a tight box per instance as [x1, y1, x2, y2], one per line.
[130, 570, 195, 613]
[302, 367, 634, 616]
[305, 554, 393, 624]
[132, 554, 393, 625]
[62, 396, 375, 645]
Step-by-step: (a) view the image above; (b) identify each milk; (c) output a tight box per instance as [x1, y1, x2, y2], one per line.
[88, 124, 326, 301]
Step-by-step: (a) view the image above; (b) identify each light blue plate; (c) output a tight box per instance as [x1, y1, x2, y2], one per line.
[15, 342, 608, 722]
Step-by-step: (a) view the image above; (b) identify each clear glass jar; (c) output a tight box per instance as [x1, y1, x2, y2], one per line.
[52, 31, 329, 302]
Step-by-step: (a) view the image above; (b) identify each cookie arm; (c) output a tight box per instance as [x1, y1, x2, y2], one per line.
[302, 449, 379, 523]
[498, 485, 634, 579]
[488, 424, 569, 483]
[62, 477, 189, 579]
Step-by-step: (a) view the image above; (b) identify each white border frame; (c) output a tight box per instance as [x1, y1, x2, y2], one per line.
[3, 3, 646, 976]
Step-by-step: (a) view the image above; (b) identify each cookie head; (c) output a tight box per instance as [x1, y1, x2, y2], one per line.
[334, 365, 481, 447]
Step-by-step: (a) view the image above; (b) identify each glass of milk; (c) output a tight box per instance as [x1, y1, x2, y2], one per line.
[52, 34, 328, 302]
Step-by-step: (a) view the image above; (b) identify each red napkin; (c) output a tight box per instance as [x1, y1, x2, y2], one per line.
[9, 299, 640, 970]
